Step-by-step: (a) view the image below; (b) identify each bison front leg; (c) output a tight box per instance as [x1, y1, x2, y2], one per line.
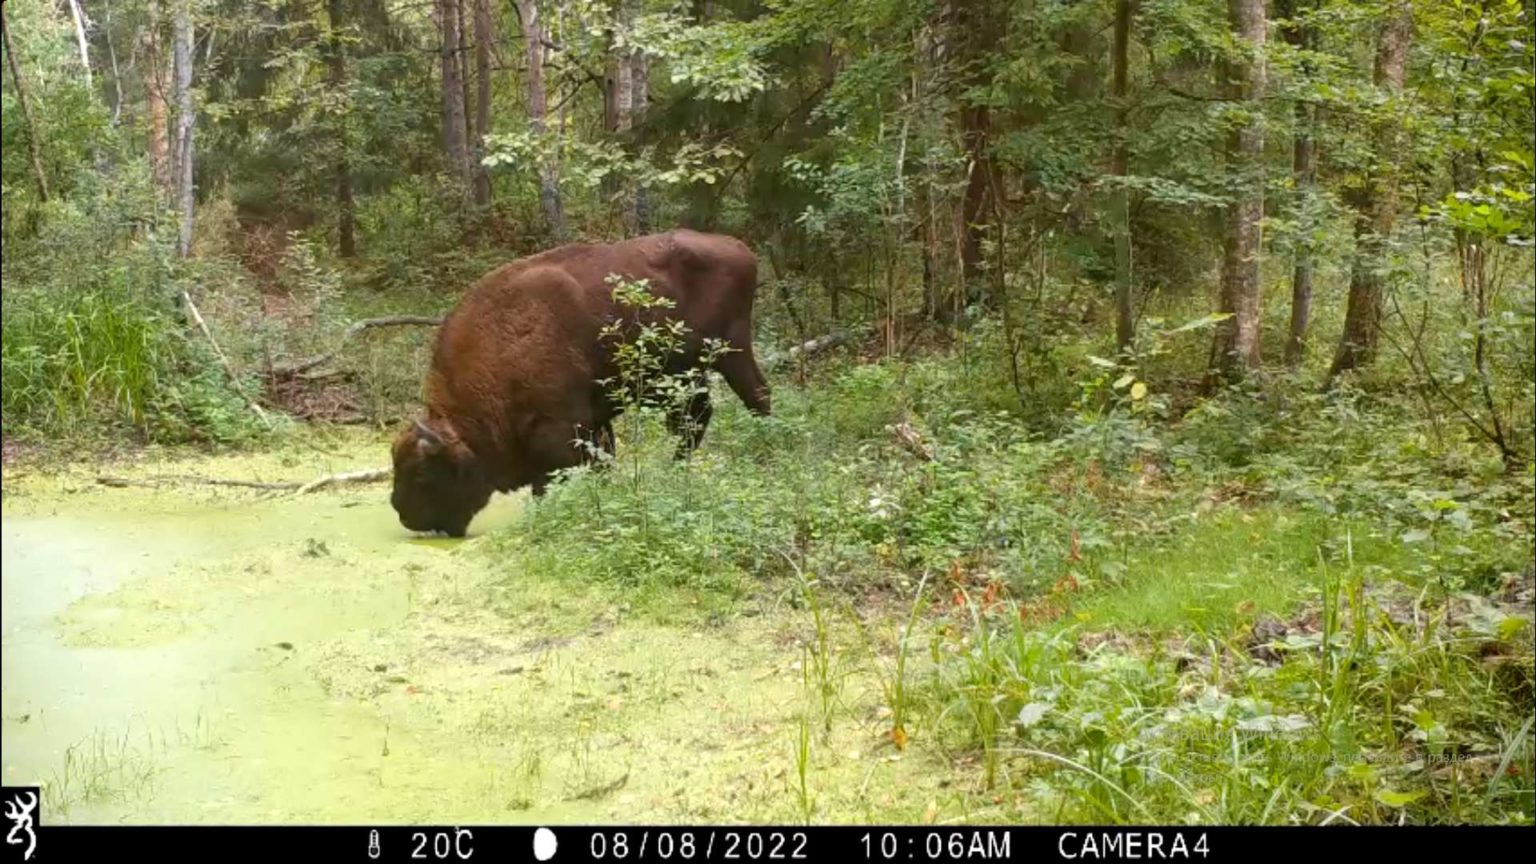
[665, 385, 713, 460]
[575, 420, 616, 467]
[524, 418, 591, 497]
[596, 421, 616, 460]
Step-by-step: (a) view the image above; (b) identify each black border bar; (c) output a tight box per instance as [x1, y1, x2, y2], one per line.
[11, 824, 1533, 862]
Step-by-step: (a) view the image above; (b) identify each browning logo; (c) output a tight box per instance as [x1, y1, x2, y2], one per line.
[2, 788, 38, 862]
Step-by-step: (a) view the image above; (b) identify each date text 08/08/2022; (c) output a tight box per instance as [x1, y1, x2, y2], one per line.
[585, 830, 1007, 861]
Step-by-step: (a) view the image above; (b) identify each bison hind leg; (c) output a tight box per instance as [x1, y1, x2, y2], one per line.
[666, 379, 713, 460]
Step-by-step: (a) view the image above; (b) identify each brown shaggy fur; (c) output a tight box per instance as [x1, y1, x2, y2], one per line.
[390, 230, 771, 536]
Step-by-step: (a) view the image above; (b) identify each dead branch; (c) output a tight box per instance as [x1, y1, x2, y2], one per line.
[763, 330, 857, 372]
[98, 474, 296, 491]
[97, 466, 392, 495]
[294, 467, 391, 494]
[885, 420, 935, 462]
[567, 771, 630, 802]
[272, 315, 445, 379]
[182, 289, 272, 426]
[294, 368, 352, 383]
[1380, 290, 1522, 469]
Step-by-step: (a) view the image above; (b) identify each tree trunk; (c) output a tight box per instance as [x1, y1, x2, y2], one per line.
[1329, 2, 1413, 379]
[438, 0, 472, 201]
[601, 20, 620, 206]
[1059, 18, 1099, 103]
[1209, 0, 1267, 380]
[1283, 109, 1316, 366]
[458, 0, 473, 178]
[603, 55, 620, 130]
[958, 102, 993, 302]
[516, 0, 564, 238]
[173, 0, 195, 259]
[630, 45, 650, 233]
[67, 0, 93, 88]
[916, 18, 940, 320]
[143, 6, 172, 200]
[470, 0, 493, 208]
[1111, 0, 1135, 355]
[952, 0, 1001, 314]
[326, 0, 357, 257]
[1280, 0, 1317, 366]
[1448, 4, 1485, 306]
[615, 11, 633, 132]
[105, 0, 124, 125]
[618, 0, 649, 233]
[1, 4, 49, 202]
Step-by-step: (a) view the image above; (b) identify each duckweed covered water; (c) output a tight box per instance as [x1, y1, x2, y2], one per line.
[1, 434, 957, 824]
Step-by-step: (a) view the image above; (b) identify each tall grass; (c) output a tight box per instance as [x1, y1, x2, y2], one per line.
[1, 167, 262, 445]
[2, 280, 172, 432]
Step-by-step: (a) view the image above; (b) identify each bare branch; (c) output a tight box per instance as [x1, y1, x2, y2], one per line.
[99, 474, 296, 491]
[182, 289, 272, 426]
[886, 421, 936, 462]
[294, 467, 392, 494]
[98, 466, 392, 495]
[271, 315, 444, 378]
[762, 330, 857, 372]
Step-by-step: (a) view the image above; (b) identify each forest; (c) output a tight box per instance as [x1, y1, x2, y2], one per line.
[2, 0, 1534, 827]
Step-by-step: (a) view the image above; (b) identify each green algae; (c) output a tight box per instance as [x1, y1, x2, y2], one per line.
[1, 435, 973, 825]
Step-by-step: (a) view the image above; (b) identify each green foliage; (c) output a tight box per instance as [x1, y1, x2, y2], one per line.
[931, 576, 1534, 824]
[353, 175, 488, 292]
[474, 328, 1530, 822]
[0, 155, 262, 445]
[1, 0, 114, 244]
[2, 276, 172, 434]
[629, 11, 770, 102]
[483, 132, 741, 217]
[1, 0, 1532, 822]
[0, 268, 262, 446]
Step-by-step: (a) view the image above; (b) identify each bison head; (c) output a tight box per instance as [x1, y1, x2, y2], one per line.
[390, 418, 494, 538]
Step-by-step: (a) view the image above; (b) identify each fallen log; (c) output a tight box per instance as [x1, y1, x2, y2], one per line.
[271, 315, 445, 379]
[281, 318, 839, 381]
[762, 328, 862, 372]
[567, 771, 631, 802]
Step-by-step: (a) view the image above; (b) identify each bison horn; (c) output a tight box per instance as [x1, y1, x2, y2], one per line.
[413, 420, 444, 454]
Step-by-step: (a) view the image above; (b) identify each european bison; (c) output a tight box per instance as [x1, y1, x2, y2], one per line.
[391, 230, 772, 537]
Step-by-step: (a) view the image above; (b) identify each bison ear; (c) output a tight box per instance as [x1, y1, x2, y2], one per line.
[413, 420, 444, 456]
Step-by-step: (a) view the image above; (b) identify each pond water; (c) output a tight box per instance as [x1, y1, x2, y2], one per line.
[1, 441, 952, 824]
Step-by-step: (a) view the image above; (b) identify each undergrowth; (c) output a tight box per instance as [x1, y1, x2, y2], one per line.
[482, 338, 1533, 824]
